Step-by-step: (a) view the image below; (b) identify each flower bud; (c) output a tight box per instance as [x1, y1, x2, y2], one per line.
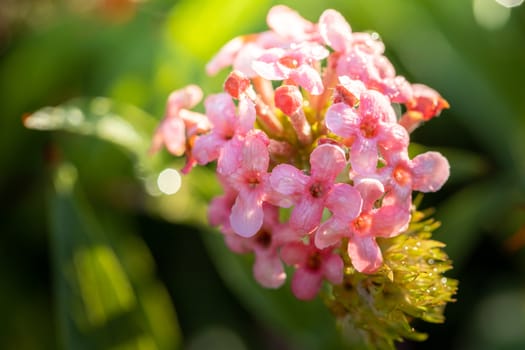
[274, 85, 303, 115]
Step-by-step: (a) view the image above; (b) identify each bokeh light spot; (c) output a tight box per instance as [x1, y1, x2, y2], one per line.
[473, 0, 511, 30]
[496, 0, 524, 7]
[157, 168, 181, 195]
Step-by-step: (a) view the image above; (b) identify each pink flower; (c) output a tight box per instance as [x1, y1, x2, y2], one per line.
[281, 240, 344, 300]
[252, 42, 329, 95]
[266, 5, 319, 42]
[151, 85, 209, 156]
[316, 178, 410, 273]
[379, 150, 450, 202]
[192, 92, 255, 174]
[319, 9, 352, 52]
[270, 144, 361, 234]
[223, 204, 297, 288]
[399, 84, 450, 132]
[318, 10, 412, 104]
[325, 89, 409, 175]
[225, 130, 272, 237]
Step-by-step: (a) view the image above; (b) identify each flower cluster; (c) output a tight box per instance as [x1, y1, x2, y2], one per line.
[153, 5, 455, 346]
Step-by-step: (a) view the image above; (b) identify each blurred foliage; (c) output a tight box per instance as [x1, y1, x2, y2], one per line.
[2, 0, 525, 349]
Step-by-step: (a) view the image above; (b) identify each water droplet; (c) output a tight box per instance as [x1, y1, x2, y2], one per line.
[428, 258, 435, 265]
[441, 277, 448, 284]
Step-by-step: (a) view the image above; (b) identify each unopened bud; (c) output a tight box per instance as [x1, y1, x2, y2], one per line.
[224, 70, 251, 99]
[275, 85, 303, 115]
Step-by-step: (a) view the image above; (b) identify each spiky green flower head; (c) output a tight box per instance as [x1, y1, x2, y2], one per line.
[324, 200, 458, 349]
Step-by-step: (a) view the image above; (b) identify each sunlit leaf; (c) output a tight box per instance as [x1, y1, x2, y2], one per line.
[49, 162, 181, 350]
[24, 97, 164, 179]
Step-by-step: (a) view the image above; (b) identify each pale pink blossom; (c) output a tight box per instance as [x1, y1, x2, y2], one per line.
[206, 4, 319, 78]
[326, 90, 409, 175]
[270, 144, 361, 234]
[319, 9, 352, 52]
[281, 240, 344, 300]
[379, 150, 450, 202]
[399, 84, 450, 132]
[316, 178, 410, 273]
[252, 42, 329, 95]
[225, 130, 272, 237]
[192, 93, 255, 174]
[318, 11, 412, 104]
[266, 5, 319, 42]
[151, 85, 209, 156]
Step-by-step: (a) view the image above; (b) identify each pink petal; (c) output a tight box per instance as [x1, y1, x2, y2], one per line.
[315, 219, 347, 249]
[310, 144, 347, 182]
[230, 190, 264, 237]
[266, 5, 315, 40]
[371, 205, 411, 238]
[290, 64, 324, 95]
[411, 151, 450, 192]
[280, 242, 309, 266]
[217, 136, 243, 175]
[233, 43, 265, 77]
[325, 183, 363, 222]
[178, 110, 210, 135]
[347, 235, 383, 273]
[251, 48, 288, 80]
[153, 117, 186, 156]
[291, 268, 323, 300]
[319, 9, 352, 52]
[350, 137, 378, 175]
[192, 132, 226, 165]
[354, 178, 384, 212]
[206, 36, 245, 76]
[224, 234, 250, 253]
[253, 253, 286, 288]
[290, 197, 324, 233]
[208, 192, 235, 228]
[204, 93, 237, 133]
[167, 84, 203, 111]
[359, 90, 396, 123]
[241, 131, 269, 173]
[237, 97, 256, 133]
[270, 164, 309, 196]
[377, 123, 409, 161]
[322, 253, 344, 285]
[325, 102, 360, 137]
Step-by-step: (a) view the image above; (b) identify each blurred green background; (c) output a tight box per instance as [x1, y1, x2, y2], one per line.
[1, 0, 525, 349]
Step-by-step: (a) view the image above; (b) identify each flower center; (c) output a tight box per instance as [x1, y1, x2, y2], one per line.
[278, 56, 299, 69]
[255, 230, 272, 249]
[352, 213, 372, 234]
[393, 165, 411, 186]
[359, 118, 377, 138]
[306, 252, 321, 271]
[309, 182, 325, 198]
[247, 175, 261, 189]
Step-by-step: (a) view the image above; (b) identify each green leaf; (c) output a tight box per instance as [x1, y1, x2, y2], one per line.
[49, 162, 181, 350]
[24, 97, 167, 181]
[435, 176, 518, 269]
